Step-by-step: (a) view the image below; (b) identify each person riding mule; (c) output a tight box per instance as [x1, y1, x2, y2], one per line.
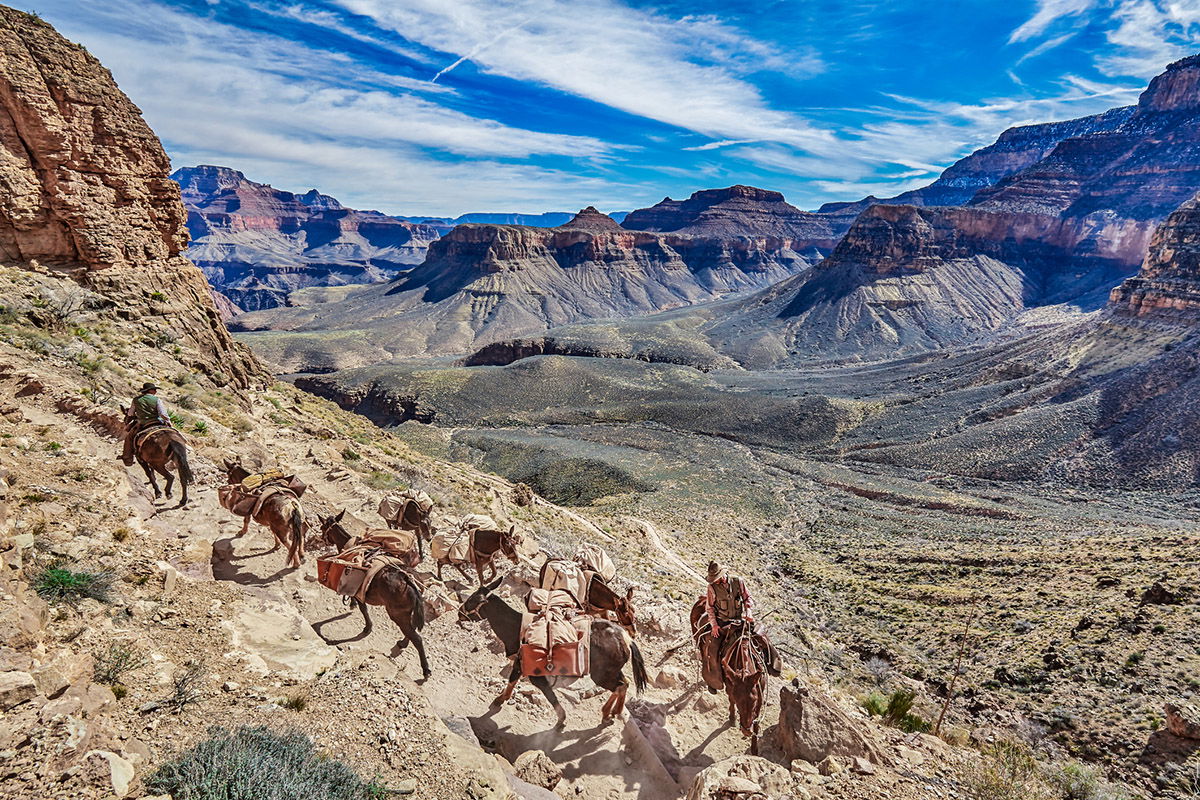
[121, 382, 171, 466]
[696, 562, 781, 694]
[119, 382, 193, 506]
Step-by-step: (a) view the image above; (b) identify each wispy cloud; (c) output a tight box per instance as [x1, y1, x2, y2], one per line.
[1009, 0, 1098, 43]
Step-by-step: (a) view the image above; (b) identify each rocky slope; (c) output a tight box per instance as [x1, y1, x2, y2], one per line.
[1109, 191, 1200, 318]
[622, 184, 844, 243]
[232, 201, 824, 369]
[176, 165, 446, 313]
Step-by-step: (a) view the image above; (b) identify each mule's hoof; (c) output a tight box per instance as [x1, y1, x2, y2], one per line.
[707, 686, 718, 695]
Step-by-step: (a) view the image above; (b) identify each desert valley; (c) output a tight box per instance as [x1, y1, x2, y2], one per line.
[1, 5, 1199, 800]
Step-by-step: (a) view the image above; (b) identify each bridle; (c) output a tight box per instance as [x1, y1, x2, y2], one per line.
[457, 588, 494, 623]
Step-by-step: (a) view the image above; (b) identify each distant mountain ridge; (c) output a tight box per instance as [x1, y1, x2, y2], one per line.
[174, 165, 581, 314]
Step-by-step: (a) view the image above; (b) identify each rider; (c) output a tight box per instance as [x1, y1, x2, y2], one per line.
[702, 560, 781, 681]
[121, 382, 171, 466]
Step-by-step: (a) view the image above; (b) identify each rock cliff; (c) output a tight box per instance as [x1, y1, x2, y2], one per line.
[622, 184, 842, 244]
[175, 165, 446, 312]
[0, 9, 261, 387]
[1109, 191, 1200, 318]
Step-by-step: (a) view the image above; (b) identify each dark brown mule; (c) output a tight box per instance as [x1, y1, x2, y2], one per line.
[123, 415, 193, 507]
[584, 577, 637, 638]
[222, 462, 305, 568]
[436, 525, 522, 584]
[318, 513, 431, 678]
[459, 576, 648, 729]
[381, 497, 434, 560]
[690, 600, 768, 755]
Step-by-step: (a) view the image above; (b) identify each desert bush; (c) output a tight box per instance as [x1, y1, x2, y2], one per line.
[146, 726, 388, 800]
[860, 691, 888, 717]
[363, 471, 403, 491]
[882, 688, 930, 733]
[1043, 761, 1131, 799]
[962, 740, 1055, 800]
[192, 420, 209, 435]
[33, 564, 113, 604]
[342, 447, 362, 462]
[278, 694, 307, 711]
[94, 641, 149, 686]
[164, 661, 206, 713]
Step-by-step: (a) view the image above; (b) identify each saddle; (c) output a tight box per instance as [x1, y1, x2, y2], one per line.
[316, 531, 418, 601]
[133, 422, 178, 450]
[430, 528, 473, 563]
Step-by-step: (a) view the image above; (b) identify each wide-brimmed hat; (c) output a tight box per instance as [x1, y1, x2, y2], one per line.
[707, 561, 726, 583]
[139, 382, 159, 393]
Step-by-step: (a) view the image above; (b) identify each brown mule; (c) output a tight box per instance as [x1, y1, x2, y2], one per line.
[690, 600, 768, 755]
[222, 462, 305, 568]
[123, 414, 193, 507]
[380, 497, 434, 561]
[459, 576, 648, 729]
[435, 525, 522, 584]
[318, 514, 431, 678]
[584, 576, 638, 638]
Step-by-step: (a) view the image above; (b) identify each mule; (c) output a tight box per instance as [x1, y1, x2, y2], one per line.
[584, 578, 637, 638]
[318, 514, 431, 678]
[690, 599, 768, 755]
[322, 509, 419, 567]
[436, 525, 522, 584]
[221, 461, 305, 568]
[379, 495, 434, 561]
[123, 415, 193, 507]
[459, 576, 648, 729]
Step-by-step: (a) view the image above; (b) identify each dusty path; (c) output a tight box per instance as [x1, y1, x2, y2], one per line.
[624, 516, 705, 586]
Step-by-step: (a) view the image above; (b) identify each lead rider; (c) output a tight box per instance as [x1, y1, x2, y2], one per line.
[120, 381, 173, 466]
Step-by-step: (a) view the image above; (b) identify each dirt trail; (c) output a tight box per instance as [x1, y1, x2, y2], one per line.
[624, 516, 705, 586]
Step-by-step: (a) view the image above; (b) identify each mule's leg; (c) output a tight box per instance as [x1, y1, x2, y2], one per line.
[436, 560, 445, 582]
[727, 690, 737, 727]
[354, 600, 374, 636]
[140, 461, 161, 499]
[492, 660, 521, 708]
[531, 676, 566, 729]
[454, 562, 474, 583]
[749, 722, 760, 756]
[159, 466, 174, 499]
[614, 683, 629, 717]
[396, 617, 431, 679]
[238, 515, 251, 537]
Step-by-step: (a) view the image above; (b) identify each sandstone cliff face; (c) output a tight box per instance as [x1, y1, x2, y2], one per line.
[0, 10, 262, 387]
[176, 165, 445, 312]
[889, 107, 1136, 207]
[1110, 192, 1200, 318]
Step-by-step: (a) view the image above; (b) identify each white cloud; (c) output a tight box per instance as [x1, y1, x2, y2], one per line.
[1096, 0, 1200, 77]
[1010, 0, 1098, 43]
[330, 0, 835, 152]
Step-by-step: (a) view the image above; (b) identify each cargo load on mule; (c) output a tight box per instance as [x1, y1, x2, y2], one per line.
[520, 594, 591, 678]
[378, 489, 433, 523]
[535, 558, 587, 608]
[316, 528, 420, 602]
[432, 514, 522, 583]
[574, 542, 616, 583]
[218, 468, 307, 517]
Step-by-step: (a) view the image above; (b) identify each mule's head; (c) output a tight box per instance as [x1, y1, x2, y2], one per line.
[318, 509, 348, 546]
[612, 585, 638, 638]
[498, 525, 522, 564]
[222, 459, 250, 484]
[457, 575, 503, 625]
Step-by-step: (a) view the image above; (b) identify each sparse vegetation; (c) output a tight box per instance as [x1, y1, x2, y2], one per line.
[962, 740, 1055, 800]
[146, 726, 391, 800]
[33, 564, 113, 604]
[192, 419, 209, 435]
[163, 661, 207, 713]
[94, 641, 149, 686]
[279, 693, 308, 711]
[342, 447, 361, 462]
[363, 470, 403, 490]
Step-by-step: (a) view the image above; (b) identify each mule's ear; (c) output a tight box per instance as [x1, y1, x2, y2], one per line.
[223, 458, 235, 471]
[626, 586, 635, 600]
[486, 575, 504, 592]
[334, 509, 345, 522]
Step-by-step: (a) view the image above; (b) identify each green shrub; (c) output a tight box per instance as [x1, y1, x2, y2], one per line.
[880, 688, 930, 732]
[192, 420, 209, 435]
[363, 471, 403, 491]
[33, 565, 113, 604]
[963, 740, 1056, 800]
[146, 726, 390, 800]
[860, 692, 887, 717]
[94, 642, 149, 686]
[342, 447, 361, 462]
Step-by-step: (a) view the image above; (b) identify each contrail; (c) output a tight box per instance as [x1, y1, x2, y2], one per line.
[432, 22, 525, 83]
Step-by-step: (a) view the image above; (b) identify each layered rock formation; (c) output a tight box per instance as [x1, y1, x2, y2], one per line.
[176, 165, 446, 312]
[0, 9, 261, 387]
[622, 184, 842, 244]
[234, 200, 822, 368]
[1110, 191, 1200, 318]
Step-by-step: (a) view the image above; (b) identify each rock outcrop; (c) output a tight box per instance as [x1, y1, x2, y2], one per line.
[1109, 191, 1200, 318]
[776, 680, 888, 767]
[176, 165, 446, 312]
[0, 9, 262, 387]
[622, 184, 842, 244]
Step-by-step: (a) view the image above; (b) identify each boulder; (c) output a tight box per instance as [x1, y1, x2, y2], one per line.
[776, 679, 888, 766]
[513, 749, 561, 790]
[686, 756, 793, 800]
[654, 665, 689, 689]
[32, 651, 92, 698]
[506, 773, 560, 800]
[1166, 702, 1200, 740]
[0, 670, 37, 710]
[85, 749, 135, 797]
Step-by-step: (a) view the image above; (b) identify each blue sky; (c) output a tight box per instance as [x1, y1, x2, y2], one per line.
[33, 0, 1200, 216]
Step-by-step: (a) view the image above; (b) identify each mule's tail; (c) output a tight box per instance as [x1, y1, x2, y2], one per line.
[630, 640, 649, 694]
[409, 577, 426, 631]
[289, 501, 305, 562]
[169, 438, 193, 485]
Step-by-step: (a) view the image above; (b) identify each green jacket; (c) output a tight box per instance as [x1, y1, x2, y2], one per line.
[132, 393, 165, 424]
